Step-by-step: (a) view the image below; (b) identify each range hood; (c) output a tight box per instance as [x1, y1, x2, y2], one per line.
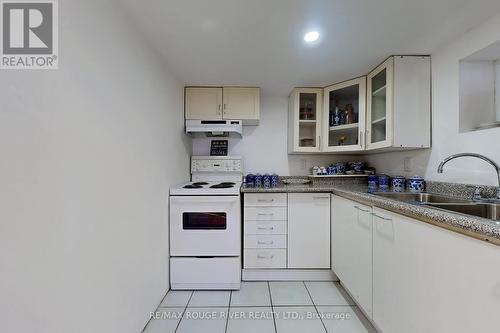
[185, 119, 243, 137]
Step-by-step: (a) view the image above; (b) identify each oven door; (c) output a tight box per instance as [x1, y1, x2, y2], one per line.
[170, 195, 241, 256]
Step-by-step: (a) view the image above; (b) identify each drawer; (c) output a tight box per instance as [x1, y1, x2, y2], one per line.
[244, 207, 287, 221]
[244, 235, 287, 249]
[244, 220, 287, 235]
[244, 193, 287, 207]
[244, 249, 286, 269]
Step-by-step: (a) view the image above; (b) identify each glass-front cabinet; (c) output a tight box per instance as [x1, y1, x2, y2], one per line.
[288, 88, 322, 153]
[366, 57, 393, 150]
[322, 77, 366, 152]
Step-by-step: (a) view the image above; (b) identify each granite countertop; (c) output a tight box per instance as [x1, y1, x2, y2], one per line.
[241, 183, 500, 246]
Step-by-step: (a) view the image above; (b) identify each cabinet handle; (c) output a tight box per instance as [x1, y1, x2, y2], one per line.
[313, 196, 329, 199]
[257, 240, 274, 245]
[257, 199, 274, 203]
[371, 212, 392, 221]
[354, 205, 370, 213]
[258, 213, 274, 216]
[257, 226, 274, 231]
[257, 255, 275, 260]
[223, 103, 226, 110]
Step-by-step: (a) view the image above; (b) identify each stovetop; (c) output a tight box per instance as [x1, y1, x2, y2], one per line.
[170, 181, 242, 196]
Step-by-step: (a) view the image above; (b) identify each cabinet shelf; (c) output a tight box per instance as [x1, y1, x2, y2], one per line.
[329, 123, 359, 131]
[372, 85, 386, 97]
[372, 116, 386, 125]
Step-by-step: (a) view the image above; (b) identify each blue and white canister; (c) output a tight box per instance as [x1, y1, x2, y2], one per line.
[367, 175, 379, 192]
[378, 174, 390, 191]
[336, 162, 347, 174]
[263, 174, 271, 188]
[391, 176, 406, 192]
[408, 176, 425, 193]
[271, 174, 279, 187]
[327, 165, 337, 175]
[254, 174, 263, 187]
[245, 174, 255, 187]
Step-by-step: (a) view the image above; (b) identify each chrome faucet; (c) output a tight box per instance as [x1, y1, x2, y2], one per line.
[437, 153, 500, 200]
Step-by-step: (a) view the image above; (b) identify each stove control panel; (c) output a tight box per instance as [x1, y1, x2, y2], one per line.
[191, 156, 243, 173]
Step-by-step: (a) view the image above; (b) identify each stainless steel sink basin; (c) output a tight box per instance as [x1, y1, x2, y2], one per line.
[372, 192, 470, 204]
[425, 203, 500, 221]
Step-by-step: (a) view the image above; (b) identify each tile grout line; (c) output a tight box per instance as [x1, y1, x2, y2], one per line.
[268, 281, 278, 333]
[173, 290, 194, 333]
[303, 282, 328, 333]
[224, 291, 232, 333]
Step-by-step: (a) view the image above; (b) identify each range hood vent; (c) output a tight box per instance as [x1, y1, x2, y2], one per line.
[185, 119, 243, 137]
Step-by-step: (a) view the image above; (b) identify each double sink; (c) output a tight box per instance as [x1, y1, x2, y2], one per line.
[373, 192, 500, 222]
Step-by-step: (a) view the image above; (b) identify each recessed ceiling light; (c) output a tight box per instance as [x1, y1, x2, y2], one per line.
[304, 31, 319, 42]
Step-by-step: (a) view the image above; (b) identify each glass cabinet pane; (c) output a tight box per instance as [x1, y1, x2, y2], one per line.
[370, 69, 387, 143]
[298, 92, 317, 147]
[327, 84, 360, 147]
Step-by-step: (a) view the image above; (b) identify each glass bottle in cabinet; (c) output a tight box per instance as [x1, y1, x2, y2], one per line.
[367, 57, 393, 149]
[288, 88, 322, 153]
[322, 77, 366, 152]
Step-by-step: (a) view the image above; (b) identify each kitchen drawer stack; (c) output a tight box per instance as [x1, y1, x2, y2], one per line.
[243, 193, 287, 268]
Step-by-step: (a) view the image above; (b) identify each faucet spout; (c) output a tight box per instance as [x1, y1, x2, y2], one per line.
[437, 153, 500, 199]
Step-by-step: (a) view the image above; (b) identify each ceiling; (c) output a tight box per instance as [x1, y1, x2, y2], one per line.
[120, 0, 500, 95]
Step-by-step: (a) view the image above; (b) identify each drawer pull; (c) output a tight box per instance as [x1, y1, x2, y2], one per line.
[371, 212, 392, 221]
[258, 213, 274, 216]
[257, 226, 274, 231]
[354, 205, 371, 213]
[257, 240, 274, 245]
[257, 199, 275, 203]
[312, 196, 329, 199]
[257, 255, 275, 260]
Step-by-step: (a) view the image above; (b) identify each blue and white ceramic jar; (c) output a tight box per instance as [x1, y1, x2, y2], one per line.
[336, 162, 346, 174]
[245, 174, 255, 187]
[378, 175, 390, 191]
[271, 174, 279, 187]
[408, 176, 425, 193]
[368, 175, 379, 192]
[391, 176, 406, 192]
[263, 174, 271, 188]
[327, 165, 337, 175]
[254, 174, 263, 187]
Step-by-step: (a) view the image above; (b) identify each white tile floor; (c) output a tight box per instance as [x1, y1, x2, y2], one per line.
[144, 281, 377, 333]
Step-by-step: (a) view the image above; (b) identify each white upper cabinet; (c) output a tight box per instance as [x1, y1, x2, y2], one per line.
[222, 87, 260, 124]
[185, 86, 260, 124]
[288, 88, 323, 153]
[185, 87, 222, 120]
[288, 55, 431, 154]
[366, 56, 431, 150]
[323, 77, 367, 152]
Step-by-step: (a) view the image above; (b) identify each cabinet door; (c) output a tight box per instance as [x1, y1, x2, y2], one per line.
[323, 77, 367, 152]
[331, 196, 372, 317]
[288, 193, 330, 268]
[288, 88, 322, 153]
[222, 87, 260, 123]
[372, 207, 500, 333]
[185, 87, 222, 120]
[366, 57, 393, 150]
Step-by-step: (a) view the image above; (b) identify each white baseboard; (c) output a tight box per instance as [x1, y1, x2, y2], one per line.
[242, 269, 338, 281]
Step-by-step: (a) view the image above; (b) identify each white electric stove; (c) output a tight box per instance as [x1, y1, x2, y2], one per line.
[169, 156, 243, 290]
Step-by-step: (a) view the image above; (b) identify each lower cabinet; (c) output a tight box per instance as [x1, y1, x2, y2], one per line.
[333, 195, 500, 333]
[243, 192, 331, 269]
[288, 193, 331, 268]
[372, 207, 500, 333]
[331, 195, 373, 317]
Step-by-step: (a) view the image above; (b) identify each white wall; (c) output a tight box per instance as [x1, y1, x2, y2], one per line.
[0, 1, 190, 333]
[367, 12, 500, 186]
[192, 96, 358, 175]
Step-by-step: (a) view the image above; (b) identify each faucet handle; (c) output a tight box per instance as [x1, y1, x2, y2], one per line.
[466, 186, 483, 200]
